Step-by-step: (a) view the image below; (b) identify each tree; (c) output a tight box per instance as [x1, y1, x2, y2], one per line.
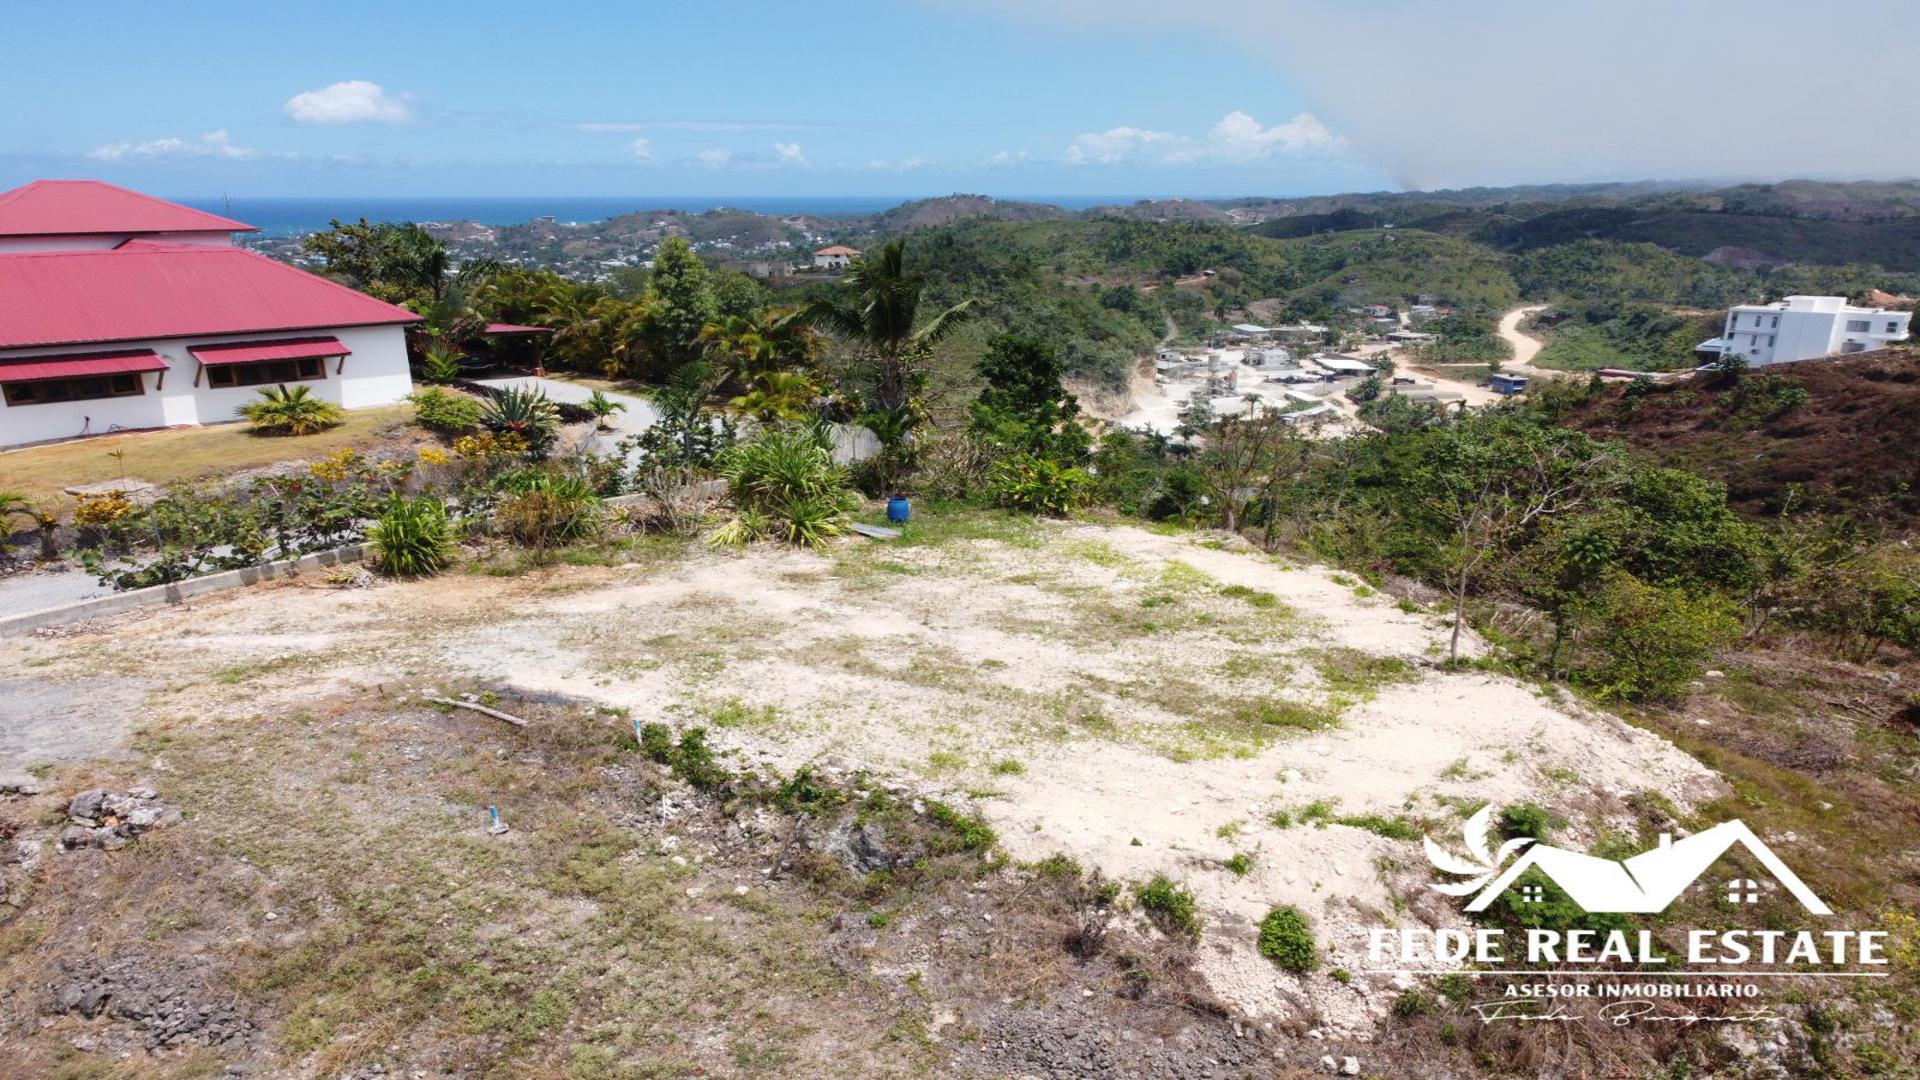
[582, 390, 628, 431]
[1419, 418, 1619, 661]
[301, 219, 451, 306]
[808, 239, 975, 413]
[644, 237, 718, 376]
[968, 334, 1090, 463]
[1204, 412, 1307, 536]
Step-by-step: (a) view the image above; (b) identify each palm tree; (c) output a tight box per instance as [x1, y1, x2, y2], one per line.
[237, 385, 346, 436]
[807, 240, 974, 413]
[582, 390, 628, 430]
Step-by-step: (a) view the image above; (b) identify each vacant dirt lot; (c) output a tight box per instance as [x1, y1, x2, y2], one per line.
[0, 513, 1732, 1076]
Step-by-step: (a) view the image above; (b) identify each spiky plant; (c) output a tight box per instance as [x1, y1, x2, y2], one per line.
[237, 384, 346, 436]
[368, 494, 454, 577]
[478, 386, 561, 458]
[712, 427, 858, 548]
[418, 338, 465, 384]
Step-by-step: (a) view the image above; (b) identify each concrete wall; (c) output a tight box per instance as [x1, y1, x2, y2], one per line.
[0, 323, 414, 447]
[1723, 300, 1912, 367]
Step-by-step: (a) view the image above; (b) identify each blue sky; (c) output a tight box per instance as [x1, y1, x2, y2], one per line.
[5, 1, 1917, 200]
[0, 1, 1385, 199]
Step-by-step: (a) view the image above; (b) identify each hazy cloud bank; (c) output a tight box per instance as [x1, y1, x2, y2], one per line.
[953, 0, 1920, 188]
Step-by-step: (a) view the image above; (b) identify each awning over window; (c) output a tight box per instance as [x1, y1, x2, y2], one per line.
[0, 349, 167, 383]
[188, 336, 351, 367]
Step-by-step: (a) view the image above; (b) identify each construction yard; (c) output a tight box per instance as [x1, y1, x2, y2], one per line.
[0, 513, 1750, 1077]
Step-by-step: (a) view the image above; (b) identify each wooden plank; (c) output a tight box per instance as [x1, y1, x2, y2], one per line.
[849, 522, 902, 540]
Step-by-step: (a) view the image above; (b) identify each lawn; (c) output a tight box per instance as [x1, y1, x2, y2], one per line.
[0, 405, 416, 510]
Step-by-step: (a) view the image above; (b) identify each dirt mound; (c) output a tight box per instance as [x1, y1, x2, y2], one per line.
[1558, 349, 1920, 530]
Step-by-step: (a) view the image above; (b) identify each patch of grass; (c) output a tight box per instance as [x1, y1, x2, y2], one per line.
[1257, 906, 1319, 973]
[987, 758, 1025, 776]
[1218, 584, 1282, 609]
[705, 698, 779, 730]
[0, 405, 414, 511]
[1307, 648, 1419, 706]
[923, 800, 996, 854]
[1334, 812, 1423, 842]
[1135, 874, 1201, 940]
[1224, 853, 1255, 877]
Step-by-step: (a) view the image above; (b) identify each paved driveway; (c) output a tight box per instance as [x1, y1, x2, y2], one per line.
[470, 375, 663, 454]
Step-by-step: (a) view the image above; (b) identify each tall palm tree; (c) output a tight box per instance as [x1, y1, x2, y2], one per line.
[807, 240, 974, 414]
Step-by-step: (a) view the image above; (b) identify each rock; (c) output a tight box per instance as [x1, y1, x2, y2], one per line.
[1307, 1028, 1323, 1040]
[1341, 1056, 1360, 1076]
[1280, 769, 1302, 784]
[68, 789, 108, 824]
[1320, 1055, 1338, 1072]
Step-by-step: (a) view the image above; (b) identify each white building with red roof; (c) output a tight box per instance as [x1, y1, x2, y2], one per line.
[812, 244, 859, 270]
[0, 180, 419, 448]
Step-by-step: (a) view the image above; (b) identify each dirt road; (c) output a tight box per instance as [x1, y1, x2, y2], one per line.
[1497, 304, 1564, 379]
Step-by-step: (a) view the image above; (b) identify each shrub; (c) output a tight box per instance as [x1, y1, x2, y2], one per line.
[582, 389, 628, 430]
[1224, 852, 1254, 876]
[1257, 905, 1318, 973]
[418, 339, 464, 384]
[238, 384, 345, 435]
[1499, 802, 1559, 842]
[479, 386, 562, 459]
[712, 427, 859, 547]
[409, 387, 483, 434]
[989, 453, 1092, 517]
[925, 800, 997, 854]
[1580, 576, 1738, 700]
[1135, 875, 1201, 939]
[367, 494, 454, 577]
[493, 471, 604, 549]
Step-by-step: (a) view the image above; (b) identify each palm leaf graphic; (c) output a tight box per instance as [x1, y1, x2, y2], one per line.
[1424, 805, 1535, 897]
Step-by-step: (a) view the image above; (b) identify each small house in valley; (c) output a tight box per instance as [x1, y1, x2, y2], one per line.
[812, 244, 860, 270]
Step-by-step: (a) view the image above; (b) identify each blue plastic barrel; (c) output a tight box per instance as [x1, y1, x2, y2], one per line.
[886, 497, 911, 524]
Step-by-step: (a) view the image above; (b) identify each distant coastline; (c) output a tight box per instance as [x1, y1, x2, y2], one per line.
[174, 194, 1156, 237]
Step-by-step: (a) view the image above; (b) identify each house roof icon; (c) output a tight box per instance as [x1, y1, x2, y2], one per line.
[1462, 820, 1831, 915]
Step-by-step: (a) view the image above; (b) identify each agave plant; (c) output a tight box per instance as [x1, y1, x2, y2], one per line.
[237, 384, 346, 436]
[478, 386, 561, 458]
[368, 494, 455, 577]
[712, 427, 859, 548]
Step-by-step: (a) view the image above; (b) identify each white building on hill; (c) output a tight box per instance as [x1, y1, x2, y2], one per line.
[1698, 295, 1910, 368]
[0, 180, 419, 448]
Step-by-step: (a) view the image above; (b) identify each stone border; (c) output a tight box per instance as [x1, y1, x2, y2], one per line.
[0, 544, 366, 638]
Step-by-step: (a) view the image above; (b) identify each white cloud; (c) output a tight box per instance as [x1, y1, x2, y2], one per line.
[577, 121, 647, 133]
[695, 148, 733, 167]
[284, 81, 411, 125]
[1064, 111, 1341, 166]
[89, 129, 258, 162]
[628, 138, 654, 161]
[867, 156, 932, 172]
[773, 141, 808, 167]
[984, 150, 1029, 166]
[959, 0, 1920, 187]
[1195, 110, 1343, 161]
[1065, 125, 1179, 165]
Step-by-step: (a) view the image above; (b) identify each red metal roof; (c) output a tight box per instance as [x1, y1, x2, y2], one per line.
[190, 336, 351, 367]
[0, 180, 256, 237]
[813, 245, 860, 256]
[482, 323, 554, 334]
[0, 348, 167, 384]
[0, 244, 420, 350]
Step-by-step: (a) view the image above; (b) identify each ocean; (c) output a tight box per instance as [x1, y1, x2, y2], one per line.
[175, 194, 1142, 237]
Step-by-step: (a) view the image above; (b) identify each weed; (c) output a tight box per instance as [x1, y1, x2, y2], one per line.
[1257, 906, 1318, 973]
[1224, 853, 1255, 877]
[1135, 875, 1201, 940]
